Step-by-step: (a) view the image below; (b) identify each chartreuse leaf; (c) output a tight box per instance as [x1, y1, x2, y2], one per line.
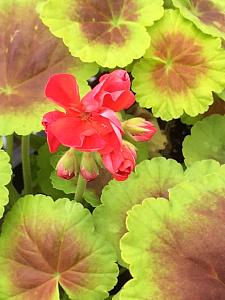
[40, 0, 164, 68]
[120, 172, 225, 299]
[183, 115, 225, 166]
[181, 94, 225, 125]
[93, 158, 184, 266]
[184, 159, 222, 181]
[0, 195, 118, 300]
[132, 9, 225, 121]
[0, 150, 12, 218]
[0, 0, 97, 136]
[172, 0, 225, 39]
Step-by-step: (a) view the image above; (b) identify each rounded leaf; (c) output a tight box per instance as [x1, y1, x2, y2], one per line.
[132, 9, 225, 120]
[183, 115, 225, 166]
[120, 172, 225, 299]
[184, 159, 222, 181]
[172, 0, 225, 39]
[0, 195, 118, 300]
[41, 0, 164, 68]
[0, 150, 12, 218]
[93, 157, 184, 265]
[0, 0, 98, 135]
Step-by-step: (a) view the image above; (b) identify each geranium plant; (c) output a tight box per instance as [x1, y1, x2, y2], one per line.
[0, 0, 225, 299]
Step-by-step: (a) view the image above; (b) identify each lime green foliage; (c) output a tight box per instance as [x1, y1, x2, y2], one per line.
[184, 159, 222, 181]
[183, 115, 225, 166]
[0, 150, 12, 218]
[93, 157, 184, 265]
[172, 0, 225, 39]
[0, 0, 97, 136]
[120, 172, 225, 299]
[41, 0, 164, 67]
[0, 195, 118, 300]
[132, 10, 225, 120]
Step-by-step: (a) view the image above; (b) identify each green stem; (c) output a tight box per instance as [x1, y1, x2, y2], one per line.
[21, 135, 32, 194]
[6, 135, 14, 163]
[7, 182, 20, 207]
[74, 172, 87, 203]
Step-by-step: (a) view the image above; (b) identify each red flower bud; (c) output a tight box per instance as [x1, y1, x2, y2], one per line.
[102, 141, 136, 181]
[56, 148, 78, 180]
[80, 153, 99, 181]
[123, 118, 157, 142]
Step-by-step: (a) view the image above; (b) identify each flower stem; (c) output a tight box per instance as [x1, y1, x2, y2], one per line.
[74, 172, 87, 203]
[21, 135, 32, 194]
[7, 182, 20, 207]
[5, 134, 14, 163]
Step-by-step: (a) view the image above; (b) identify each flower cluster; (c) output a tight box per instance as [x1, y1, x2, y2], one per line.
[42, 70, 156, 181]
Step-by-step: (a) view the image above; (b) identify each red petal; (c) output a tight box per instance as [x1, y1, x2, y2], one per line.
[99, 109, 122, 130]
[42, 111, 66, 153]
[99, 70, 131, 91]
[91, 112, 122, 153]
[82, 70, 134, 112]
[45, 74, 81, 110]
[48, 117, 84, 148]
[102, 90, 135, 111]
[81, 88, 103, 112]
[49, 116, 108, 152]
[78, 134, 106, 152]
[47, 130, 61, 153]
[42, 111, 66, 130]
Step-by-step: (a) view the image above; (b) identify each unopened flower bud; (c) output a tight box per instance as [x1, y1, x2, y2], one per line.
[80, 153, 99, 181]
[123, 117, 157, 142]
[56, 148, 78, 180]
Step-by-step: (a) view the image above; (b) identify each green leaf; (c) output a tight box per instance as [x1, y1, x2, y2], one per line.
[184, 159, 222, 181]
[93, 157, 184, 266]
[0, 0, 98, 135]
[132, 9, 225, 120]
[183, 115, 225, 166]
[40, 0, 164, 68]
[0, 150, 12, 218]
[181, 95, 225, 125]
[120, 172, 225, 299]
[172, 0, 225, 39]
[37, 144, 67, 199]
[0, 195, 118, 300]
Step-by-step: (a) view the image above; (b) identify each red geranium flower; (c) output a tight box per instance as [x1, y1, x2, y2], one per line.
[102, 141, 136, 181]
[82, 70, 135, 112]
[42, 72, 134, 153]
